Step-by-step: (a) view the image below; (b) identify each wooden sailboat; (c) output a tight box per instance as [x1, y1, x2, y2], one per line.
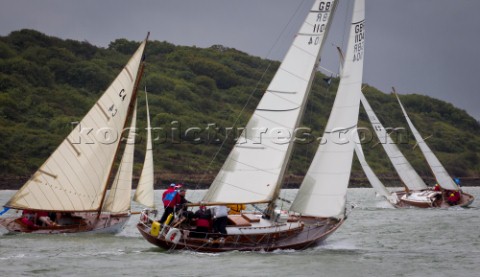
[0, 35, 152, 234]
[393, 90, 474, 207]
[137, 0, 366, 252]
[358, 91, 473, 208]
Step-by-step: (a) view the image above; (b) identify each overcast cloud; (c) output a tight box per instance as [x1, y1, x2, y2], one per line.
[1, 0, 479, 120]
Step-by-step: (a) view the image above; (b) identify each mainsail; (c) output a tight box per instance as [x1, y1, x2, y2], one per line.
[394, 93, 459, 191]
[360, 93, 427, 191]
[134, 91, 155, 208]
[103, 102, 138, 213]
[202, 0, 337, 204]
[6, 39, 147, 212]
[290, 0, 365, 218]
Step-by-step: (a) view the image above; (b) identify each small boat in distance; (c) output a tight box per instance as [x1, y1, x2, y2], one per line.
[0, 34, 154, 234]
[357, 90, 473, 208]
[393, 89, 474, 208]
[137, 0, 365, 252]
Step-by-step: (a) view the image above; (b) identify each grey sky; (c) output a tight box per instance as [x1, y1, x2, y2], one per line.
[1, 0, 479, 121]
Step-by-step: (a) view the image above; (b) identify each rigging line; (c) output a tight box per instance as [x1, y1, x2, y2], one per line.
[194, 0, 309, 189]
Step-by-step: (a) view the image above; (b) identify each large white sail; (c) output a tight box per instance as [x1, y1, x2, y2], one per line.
[353, 132, 397, 204]
[394, 93, 459, 191]
[290, 0, 365, 218]
[202, 0, 337, 204]
[134, 91, 155, 208]
[360, 93, 427, 191]
[103, 103, 137, 213]
[6, 39, 147, 211]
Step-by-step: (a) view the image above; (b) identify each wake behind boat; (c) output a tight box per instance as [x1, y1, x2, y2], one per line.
[0, 34, 156, 234]
[137, 0, 365, 252]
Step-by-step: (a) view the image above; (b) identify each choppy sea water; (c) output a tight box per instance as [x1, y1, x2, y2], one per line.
[1, 187, 479, 277]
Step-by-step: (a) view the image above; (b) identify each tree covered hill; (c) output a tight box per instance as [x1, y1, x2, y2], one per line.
[0, 29, 478, 189]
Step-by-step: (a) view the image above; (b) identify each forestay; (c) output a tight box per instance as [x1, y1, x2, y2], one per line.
[134, 91, 155, 208]
[394, 93, 459, 191]
[360, 93, 427, 191]
[290, 0, 365, 218]
[103, 103, 137, 213]
[202, 0, 337, 204]
[6, 40, 147, 211]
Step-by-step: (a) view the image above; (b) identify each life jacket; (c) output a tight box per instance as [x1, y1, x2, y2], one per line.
[196, 218, 211, 228]
[447, 191, 460, 204]
[227, 204, 246, 215]
[162, 189, 179, 207]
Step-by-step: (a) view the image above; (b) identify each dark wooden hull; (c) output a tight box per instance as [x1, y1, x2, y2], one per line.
[137, 215, 344, 252]
[394, 191, 474, 209]
[0, 212, 129, 234]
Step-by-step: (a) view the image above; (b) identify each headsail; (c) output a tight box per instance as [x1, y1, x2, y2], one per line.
[6, 39, 148, 212]
[394, 92, 459, 191]
[290, 0, 365, 218]
[353, 132, 398, 204]
[202, 0, 337, 204]
[103, 102, 138, 213]
[134, 90, 155, 208]
[360, 93, 427, 191]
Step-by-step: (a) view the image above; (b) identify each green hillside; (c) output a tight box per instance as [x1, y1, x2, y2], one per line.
[0, 29, 479, 189]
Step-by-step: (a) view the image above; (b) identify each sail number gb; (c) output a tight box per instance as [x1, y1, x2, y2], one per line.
[353, 20, 365, 62]
[308, 1, 332, 45]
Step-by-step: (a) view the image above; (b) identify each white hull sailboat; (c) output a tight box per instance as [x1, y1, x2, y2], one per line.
[0, 34, 155, 234]
[357, 91, 473, 208]
[393, 90, 474, 208]
[137, 0, 366, 252]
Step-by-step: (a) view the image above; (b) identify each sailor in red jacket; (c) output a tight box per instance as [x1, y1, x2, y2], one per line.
[447, 190, 461, 205]
[159, 183, 181, 223]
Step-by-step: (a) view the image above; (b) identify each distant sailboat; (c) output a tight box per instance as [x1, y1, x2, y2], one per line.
[360, 92, 436, 208]
[0, 34, 154, 233]
[358, 90, 474, 208]
[393, 89, 474, 207]
[137, 0, 365, 252]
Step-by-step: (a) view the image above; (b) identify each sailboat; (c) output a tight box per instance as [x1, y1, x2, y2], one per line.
[359, 92, 433, 208]
[357, 91, 474, 208]
[0, 34, 154, 234]
[137, 0, 365, 252]
[393, 90, 474, 207]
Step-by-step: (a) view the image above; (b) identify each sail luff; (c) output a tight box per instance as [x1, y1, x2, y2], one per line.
[5, 38, 148, 212]
[134, 90, 155, 208]
[202, 0, 338, 205]
[360, 93, 427, 191]
[102, 102, 138, 213]
[290, 0, 365, 218]
[394, 93, 459, 191]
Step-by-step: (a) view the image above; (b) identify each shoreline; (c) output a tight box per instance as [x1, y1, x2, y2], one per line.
[1, 175, 478, 190]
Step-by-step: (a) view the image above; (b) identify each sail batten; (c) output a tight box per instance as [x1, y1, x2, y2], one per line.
[5, 39, 147, 212]
[394, 93, 459, 191]
[290, 0, 365, 219]
[202, 0, 337, 205]
[360, 93, 427, 191]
